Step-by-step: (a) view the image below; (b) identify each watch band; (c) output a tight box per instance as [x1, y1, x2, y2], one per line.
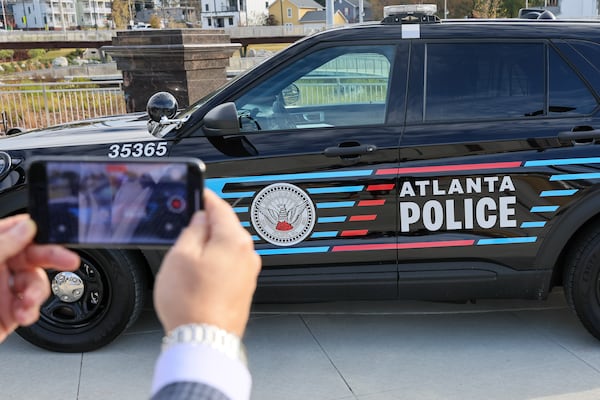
[162, 323, 248, 366]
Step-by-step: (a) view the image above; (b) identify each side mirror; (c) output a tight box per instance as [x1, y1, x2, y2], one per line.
[146, 92, 178, 122]
[203, 102, 240, 136]
[282, 83, 300, 106]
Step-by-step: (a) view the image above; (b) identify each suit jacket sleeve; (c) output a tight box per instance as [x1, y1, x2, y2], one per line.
[151, 381, 231, 400]
[151, 343, 251, 400]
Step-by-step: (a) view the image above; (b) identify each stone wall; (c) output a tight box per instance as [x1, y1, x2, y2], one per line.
[103, 29, 241, 112]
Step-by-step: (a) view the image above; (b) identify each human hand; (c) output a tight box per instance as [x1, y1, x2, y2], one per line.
[0, 215, 80, 343]
[153, 190, 262, 337]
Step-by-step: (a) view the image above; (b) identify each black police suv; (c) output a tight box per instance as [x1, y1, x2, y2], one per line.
[2, 9, 600, 352]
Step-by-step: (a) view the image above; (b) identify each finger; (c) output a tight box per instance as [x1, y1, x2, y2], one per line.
[0, 266, 18, 339]
[20, 245, 80, 272]
[203, 190, 248, 240]
[0, 214, 29, 234]
[170, 210, 209, 257]
[12, 269, 50, 326]
[0, 218, 37, 262]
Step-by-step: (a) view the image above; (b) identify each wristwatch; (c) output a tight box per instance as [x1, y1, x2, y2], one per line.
[162, 323, 248, 366]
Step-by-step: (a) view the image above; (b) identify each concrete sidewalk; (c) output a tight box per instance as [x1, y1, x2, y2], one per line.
[2, 290, 600, 400]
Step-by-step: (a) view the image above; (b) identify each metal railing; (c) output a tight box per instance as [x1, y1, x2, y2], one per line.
[0, 80, 126, 132]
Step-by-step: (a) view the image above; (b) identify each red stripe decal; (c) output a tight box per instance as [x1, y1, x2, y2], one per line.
[376, 162, 522, 175]
[367, 184, 395, 191]
[332, 240, 475, 252]
[350, 215, 377, 221]
[396, 240, 475, 249]
[333, 243, 396, 251]
[358, 200, 385, 206]
[341, 230, 368, 237]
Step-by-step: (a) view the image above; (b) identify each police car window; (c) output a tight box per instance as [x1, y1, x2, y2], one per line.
[568, 40, 600, 74]
[424, 43, 544, 122]
[549, 47, 597, 116]
[234, 45, 394, 132]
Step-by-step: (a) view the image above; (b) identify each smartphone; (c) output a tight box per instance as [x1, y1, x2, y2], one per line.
[28, 156, 205, 248]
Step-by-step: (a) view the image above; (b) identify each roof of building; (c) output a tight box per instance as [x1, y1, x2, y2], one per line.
[342, 0, 371, 8]
[299, 9, 348, 23]
[284, 0, 323, 9]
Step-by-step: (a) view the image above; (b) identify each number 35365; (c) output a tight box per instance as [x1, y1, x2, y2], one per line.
[108, 142, 168, 158]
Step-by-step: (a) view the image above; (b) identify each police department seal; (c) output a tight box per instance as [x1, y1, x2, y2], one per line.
[251, 183, 316, 246]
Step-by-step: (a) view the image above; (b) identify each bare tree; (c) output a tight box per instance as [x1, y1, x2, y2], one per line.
[111, 0, 130, 28]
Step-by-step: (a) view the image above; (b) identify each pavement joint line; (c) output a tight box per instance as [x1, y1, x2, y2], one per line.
[299, 314, 358, 399]
[511, 310, 600, 376]
[77, 353, 84, 400]
[122, 328, 162, 336]
[251, 306, 568, 316]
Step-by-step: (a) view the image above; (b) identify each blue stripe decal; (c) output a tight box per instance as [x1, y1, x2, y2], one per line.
[251, 235, 260, 241]
[317, 217, 346, 223]
[540, 189, 578, 197]
[257, 247, 330, 255]
[240, 221, 250, 227]
[530, 206, 559, 213]
[205, 179, 255, 199]
[311, 231, 338, 238]
[233, 207, 249, 213]
[317, 202, 355, 209]
[207, 170, 373, 198]
[525, 158, 600, 167]
[550, 173, 600, 181]
[521, 221, 546, 228]
[477, 237, 537, 245]
[307, 186, 364, 194]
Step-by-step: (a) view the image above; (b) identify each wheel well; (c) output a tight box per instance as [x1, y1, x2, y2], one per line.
[126, 250, 155, 291]
[550, 213, 600, 288]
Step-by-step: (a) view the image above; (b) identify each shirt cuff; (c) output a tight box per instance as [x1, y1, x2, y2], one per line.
[151, 342, 252, 400]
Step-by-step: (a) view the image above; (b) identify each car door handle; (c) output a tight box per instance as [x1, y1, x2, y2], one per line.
[323, 144, 378, 157]
[558, 128, 600, 143]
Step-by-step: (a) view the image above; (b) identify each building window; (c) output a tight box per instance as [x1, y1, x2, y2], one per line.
[207, 18, 212, 26]
[205, 4, 209, 11]
[287, 8, 292, 17]
[228, 17, 233, 25]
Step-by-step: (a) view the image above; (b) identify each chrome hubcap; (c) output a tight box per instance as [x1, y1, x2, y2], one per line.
[51, 272, 85, 303]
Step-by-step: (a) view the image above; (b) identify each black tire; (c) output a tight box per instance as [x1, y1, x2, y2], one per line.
[563, 225, 600, 340]
[16, 248, 147, 352]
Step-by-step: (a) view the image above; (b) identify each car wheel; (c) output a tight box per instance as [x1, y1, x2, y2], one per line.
[16, 248, 147, 352]
[563, 225, 600, 340]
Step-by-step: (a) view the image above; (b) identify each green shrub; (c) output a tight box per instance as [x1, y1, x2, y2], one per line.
[27, 49, 46, 58]
[0, 50, 14, 62]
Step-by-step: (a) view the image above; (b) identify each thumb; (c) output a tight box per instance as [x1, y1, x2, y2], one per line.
[0, 218, 36, 262]
[171, 211, 209, 255]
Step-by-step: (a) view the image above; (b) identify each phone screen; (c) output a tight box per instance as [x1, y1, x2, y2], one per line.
[29, 158, 204, 247]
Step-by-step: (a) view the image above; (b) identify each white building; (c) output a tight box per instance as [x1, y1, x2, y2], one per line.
[541, 0, 599, 18]
[200, 0, 246, 27]
[76, 0, 112, 28]
[558, 0, 598, 17]
[9, 0, 111, 29]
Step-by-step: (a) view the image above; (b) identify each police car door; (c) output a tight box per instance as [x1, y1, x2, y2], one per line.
[181, 43, 407, 301]
[397, 40, 600, 299]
